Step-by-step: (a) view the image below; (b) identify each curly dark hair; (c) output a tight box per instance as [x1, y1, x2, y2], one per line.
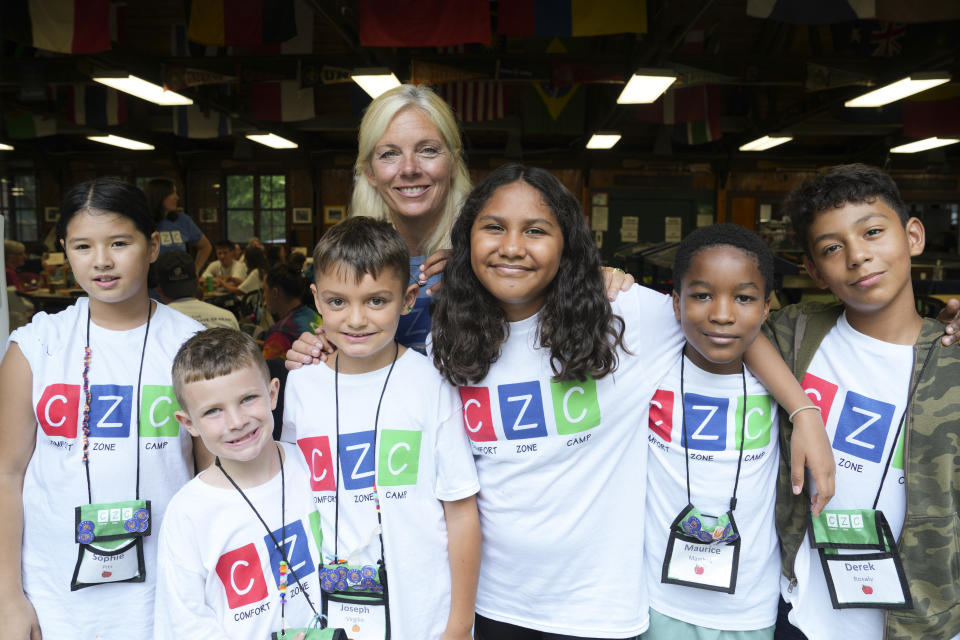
[783, 163, 907, 258]
[432, 164, 625, 386]
[673, 223, 775, 297]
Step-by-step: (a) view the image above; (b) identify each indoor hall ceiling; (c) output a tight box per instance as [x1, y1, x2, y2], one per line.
[2, 0, 960, 166]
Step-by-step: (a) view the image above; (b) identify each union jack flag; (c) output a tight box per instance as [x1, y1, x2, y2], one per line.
[870, 22, 906, 57]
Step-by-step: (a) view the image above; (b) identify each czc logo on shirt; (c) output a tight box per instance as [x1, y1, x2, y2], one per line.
[215, 543, 269, 609]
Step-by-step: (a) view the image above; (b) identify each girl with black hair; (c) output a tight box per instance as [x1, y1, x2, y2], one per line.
[145, 178, 212, 273]
[430, 164, 833, 640]
[0, 179, 209, 638]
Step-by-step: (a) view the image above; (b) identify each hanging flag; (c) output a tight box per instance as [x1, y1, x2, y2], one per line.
[902, 85, 960, 139]
[869, 22, 905, 56]
[171, 24, 226, 57]
[635, 85, 722, 143]
[252, 82, 315, 122]
[109, 3, 127, 45]
[65, 85, 128, 127]
[438, 82, 505, 123]
[4, 111, 57, 139]
[1, 0, 111, 54]
[358, 0, 490, 47]
[173, 106, 232, 138]
[500, 0, 647, 37]
[747, 0, 874, 23]
[874, 0, 960, 22]
[411, 61, 485, 85]
[522, 83, 585, 135]
[244, 0, 314, 55]
[188, 0, 296, 47]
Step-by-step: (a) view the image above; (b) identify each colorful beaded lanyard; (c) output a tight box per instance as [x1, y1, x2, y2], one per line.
[79, 300, 151, 506]
[677, 354, 746, 545]
[216, 445, 319, 630]
[321, 341, 398, 593]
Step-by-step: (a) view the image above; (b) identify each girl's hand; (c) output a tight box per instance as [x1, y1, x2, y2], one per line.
[418, 249, 451, 296]
[601, 266, 635, 301]
[284, 327, 335, 370]
[936, 298, 960, 346]
[0, 593, 42, 639]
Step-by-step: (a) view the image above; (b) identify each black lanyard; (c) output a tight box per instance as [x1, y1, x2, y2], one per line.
[332, 342, 399, 565]
[216, 445, 319, 626]
[80, 300, 151, 505]
[871, 338, 937, 510]
[679, 354, 747, 513]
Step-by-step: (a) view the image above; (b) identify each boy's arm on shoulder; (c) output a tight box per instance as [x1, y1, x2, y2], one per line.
[744, 334, 835, 514]
[0, 344, 42, 639]
[439, 494, 480, 640]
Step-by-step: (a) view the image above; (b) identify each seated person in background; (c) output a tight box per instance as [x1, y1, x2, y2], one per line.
[266, 243, 288, 268]
[220, 246, 269, 296]
[200, 240, 246, 286]
[262, 264, 320, 359]
[156, 250, 240, 330]
[5, 240, 26, 290]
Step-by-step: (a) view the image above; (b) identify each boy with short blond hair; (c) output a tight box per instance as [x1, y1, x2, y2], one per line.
[281, 216, 480, 640]
[155, 328, 328, 640]
[769, 164, 959, 640]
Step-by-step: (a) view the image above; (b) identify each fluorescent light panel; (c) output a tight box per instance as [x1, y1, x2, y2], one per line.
[92, 73, 193, 106]
[87, 135, 154, 150]
[246, 133, 298, 149]
[617, 70, 677, 104]
[351, 69, 401, 99]
[890, 137, 960, 154]
[0, 143, 13, 151]
[739, 135, 793, 151]
[586, 133, 621, 149]
[844, 72, 951, 108]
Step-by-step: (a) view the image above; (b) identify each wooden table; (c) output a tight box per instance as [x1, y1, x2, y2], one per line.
[22, 288, 84, 313]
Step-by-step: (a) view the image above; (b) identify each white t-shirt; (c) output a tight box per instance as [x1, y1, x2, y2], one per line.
[169, 298, 240, 330]
[8, 298, 203, 639]
[465, 284, 682, 638]
[238, 268, 263, 294]
[201, 260, 247, 281]
[154, 442, 321, 639]
[645, 355, 780, 630]
[784, 312, 915, 640]
[281, 349, 480, 640]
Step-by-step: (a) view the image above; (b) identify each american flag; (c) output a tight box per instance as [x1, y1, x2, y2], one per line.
[438, 81, 505, 123]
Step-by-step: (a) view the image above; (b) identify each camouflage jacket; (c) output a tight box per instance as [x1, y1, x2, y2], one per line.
[763, 302, 960, 640]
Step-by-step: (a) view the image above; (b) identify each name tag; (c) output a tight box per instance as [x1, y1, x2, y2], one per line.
[661, 506, 741, 594]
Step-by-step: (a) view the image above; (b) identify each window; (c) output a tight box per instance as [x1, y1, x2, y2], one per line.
[0, 175, 38, 241]
[225, 174, 286, 244]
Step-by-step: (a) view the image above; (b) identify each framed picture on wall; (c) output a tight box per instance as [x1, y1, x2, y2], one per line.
[198, 207, 218, 223]
[293, 207, 313, 224]
[324, 206, 345, 225]
[44, 206, 59, 222]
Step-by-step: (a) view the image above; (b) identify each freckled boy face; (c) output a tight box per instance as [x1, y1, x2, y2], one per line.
[673, 245, 770, 375]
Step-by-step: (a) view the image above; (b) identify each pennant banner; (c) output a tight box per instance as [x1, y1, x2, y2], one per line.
[300, 64, 353, 89]
[358, 0, 490, 47]
[805, 63, 872, 92]
[173, 106, 232, 138]
[411, 61, 485, 85]
[438, 82, 505, 123]
[500, 0, 647, 37]
[163, 66, 236, 92]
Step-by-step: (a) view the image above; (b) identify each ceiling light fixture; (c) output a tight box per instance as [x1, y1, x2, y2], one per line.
[844, 72, 951, 108]
[616, 69, 677, 104]
[0, 143, 13, 151]
[245, 133, 298, 149]
[87, 134, 155, 150]
[351, 68, 401, 99]
[739, 135, 793, 151]
[586, 132, 622, 149]
[92, 72, 193, 106]
[890, 137, 960, 154]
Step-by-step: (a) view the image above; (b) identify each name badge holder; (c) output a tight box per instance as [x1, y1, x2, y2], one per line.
[71, 306, 152, 591]
[661, 357, 747, 594]
[809, 509, 911, 610]
[319, 344, 400, 640]
[217, 447, 344, 639]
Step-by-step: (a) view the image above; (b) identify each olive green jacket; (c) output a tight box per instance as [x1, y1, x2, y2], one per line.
[763, 302, 960, 640]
